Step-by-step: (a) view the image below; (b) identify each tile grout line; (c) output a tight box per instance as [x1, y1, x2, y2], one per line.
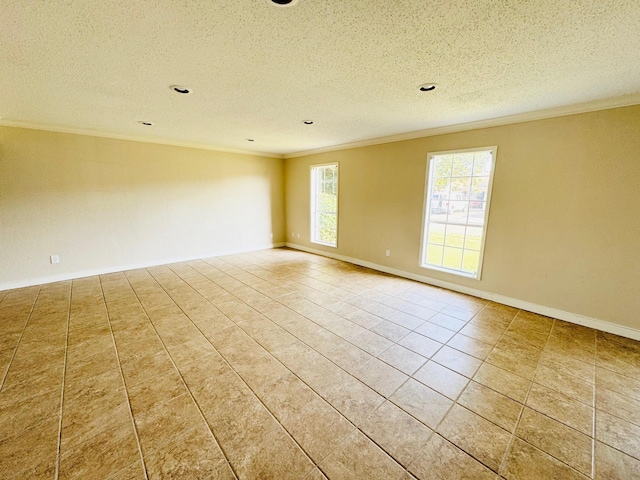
[193, 257, 459, 400]
[290, 253, 630, 401]
[184, 262, 464, 417]
[151, 265, 336, 476]
[182, 261, 422, 402]
[0, 285, 42, 392]
[206, 252, 451, 318]
[407, 301, 516, 476]
[122, 270, 241, 480]
[173, 262, 478, 479]
[589, 338, 640, 461]
[398, 300, 502, 431]
[189, 258, 483, 479]
[492, 308, 540, 477]
[186, 262, 410, 386]
[3, 249, 638, 479]
[168, 254, 609, 477]
[301, 289, 458, 357]
[495, 316, 591, 478]
[161, 263, 412, 477]
[495, 322, 629, 475]
[224, 252, 479, 349]
[215, 253, 640, 470]
[99, 275, 150, 480]
[54, 281, 73, 480]
[591, 330, 598, 479]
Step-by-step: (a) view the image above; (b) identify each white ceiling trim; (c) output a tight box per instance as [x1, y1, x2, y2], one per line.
[284, 93, 640, 159]
[0, 120, 284, 159]
[3, 92, 639, 161]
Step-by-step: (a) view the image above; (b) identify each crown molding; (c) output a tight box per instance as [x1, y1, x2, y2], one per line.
[283, 93, 640, 159]
[4, 92, 640, 161]
[0, 120, 284, 159]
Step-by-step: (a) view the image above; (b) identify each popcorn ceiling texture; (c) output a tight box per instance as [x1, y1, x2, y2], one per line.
[1, 0, 639, 154]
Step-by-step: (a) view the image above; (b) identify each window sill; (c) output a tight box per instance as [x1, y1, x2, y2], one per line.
[419, 263, 481, 280]
[310, 240, 338, 248]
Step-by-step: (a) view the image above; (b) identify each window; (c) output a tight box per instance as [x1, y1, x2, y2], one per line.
[420, 147, 496, 279]
[310, 163, 338, 247]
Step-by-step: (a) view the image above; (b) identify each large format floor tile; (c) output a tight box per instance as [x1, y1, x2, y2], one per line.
[0, 247, 638, 479]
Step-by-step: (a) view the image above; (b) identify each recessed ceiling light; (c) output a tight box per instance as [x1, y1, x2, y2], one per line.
[302, 120, 314, 125]
[138, 121, 154, 126]
[170, 85, 192, 94]
[418, 83, 437, 92]
[267, 0, 300, 7]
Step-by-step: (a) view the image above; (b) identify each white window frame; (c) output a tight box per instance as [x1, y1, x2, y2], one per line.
[310, 162, 339, 247]
[419, 146, 497, 279]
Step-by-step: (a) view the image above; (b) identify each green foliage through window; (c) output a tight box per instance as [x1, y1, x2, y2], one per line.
[311, 164, 338, 246]
[422, 148, 496, 278]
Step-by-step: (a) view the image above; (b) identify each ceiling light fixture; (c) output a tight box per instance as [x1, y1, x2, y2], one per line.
[418, 83, 437, 92]
[138, 121, 154, 126]
[170, 85, 192, 94]
[302, 120, 314, 125]
[267, 0, 300, 7]
[247, 138, 255, 142]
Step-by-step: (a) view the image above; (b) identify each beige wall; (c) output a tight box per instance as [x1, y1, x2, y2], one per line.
[285, 105, 640, 331]
[0, 126, 285, 288]
[3, 107, 639, 332]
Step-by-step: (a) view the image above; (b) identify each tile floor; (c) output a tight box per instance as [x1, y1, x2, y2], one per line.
[1, 248, 639, 479]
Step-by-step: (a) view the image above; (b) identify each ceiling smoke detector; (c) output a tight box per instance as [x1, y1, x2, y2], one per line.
[267, 0, 300, 7]
[170, 85, 192, 94]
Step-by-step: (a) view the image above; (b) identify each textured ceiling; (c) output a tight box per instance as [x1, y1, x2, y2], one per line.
[1, 0, 640, 156]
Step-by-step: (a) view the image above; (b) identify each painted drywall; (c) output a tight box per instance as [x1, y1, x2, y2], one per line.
[285, 105, 640, 331]
[0, 126, 285, 288]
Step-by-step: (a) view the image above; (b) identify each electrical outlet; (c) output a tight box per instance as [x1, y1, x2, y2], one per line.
[270, 233, 273, 239]
[385, 250, 390, 257]
[291, 232, 295, 238]
[297, 233, 300, 238]
[50, 255, 60, 264]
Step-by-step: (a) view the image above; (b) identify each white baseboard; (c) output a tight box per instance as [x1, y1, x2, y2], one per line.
[286, 243, 640, 341]
[0, 243, 285, 291]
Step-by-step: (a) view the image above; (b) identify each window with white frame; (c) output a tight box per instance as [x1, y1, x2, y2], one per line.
[420, 147, 496, 279]
[310, 163, 338, 247]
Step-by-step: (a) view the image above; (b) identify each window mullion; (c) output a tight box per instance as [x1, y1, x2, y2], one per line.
[421, 147, 496, 279]
[310, 163, 339, 247]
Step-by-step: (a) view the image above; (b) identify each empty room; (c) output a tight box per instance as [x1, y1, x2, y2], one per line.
[1, 1, 639, 479]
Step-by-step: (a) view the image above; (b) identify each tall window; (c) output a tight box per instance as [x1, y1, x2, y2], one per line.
[310, 163, 338, 247]
[421, 147, 496, 279]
